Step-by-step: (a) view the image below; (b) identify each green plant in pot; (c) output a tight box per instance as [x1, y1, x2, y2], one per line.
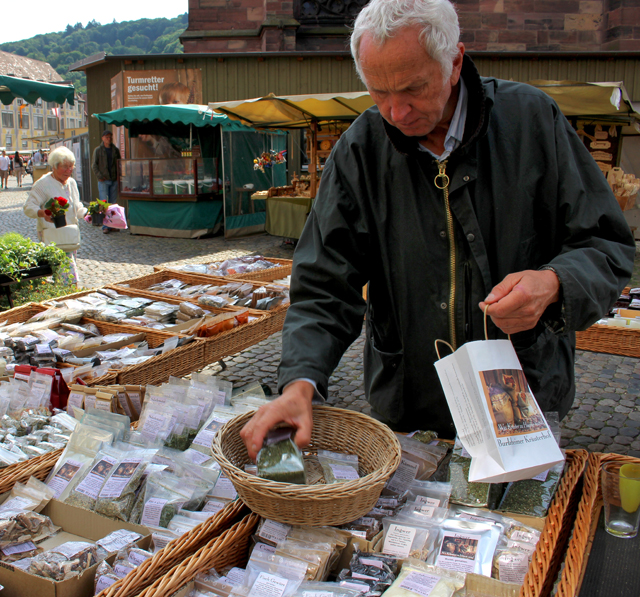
[0, 232, 71, 283]
[86, 199, 109, 226]
[43, 196, 70, 228]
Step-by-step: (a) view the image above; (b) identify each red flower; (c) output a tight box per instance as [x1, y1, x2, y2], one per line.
[56, 197, 68, 206]
[44, 209, 52, 216]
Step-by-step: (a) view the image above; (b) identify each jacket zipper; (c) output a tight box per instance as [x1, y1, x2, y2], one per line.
[434, 160, 456, 350]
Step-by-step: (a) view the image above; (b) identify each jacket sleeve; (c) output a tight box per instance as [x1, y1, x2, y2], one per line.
[91, 147, 101, 179]
[23, 182, 46, 219]
[544, 110, 635, 331]
[278, 152, 370, 398]
[73, 181, 87, 220]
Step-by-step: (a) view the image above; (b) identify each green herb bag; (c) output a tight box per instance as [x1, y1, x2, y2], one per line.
[257, 427, 306, 484]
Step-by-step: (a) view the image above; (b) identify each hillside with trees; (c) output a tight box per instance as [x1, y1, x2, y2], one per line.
[0, 14, 187, 94]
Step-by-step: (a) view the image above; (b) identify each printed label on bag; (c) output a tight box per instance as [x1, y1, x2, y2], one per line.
[386, 458, 420, 493]
[97, 530, 142, 553]
[1, 541, 36, 556]
[382, 524, 417, 558]
[226, 567, 246, 585]
[498, 551, 530, 584]
[360, 558, 384, 569]
[141, 498, 169, 527]
[192, 416, 228, 448]
[74, 455, 117, 499]
[99, 458, 143, 499]
[531, 469, 549, 482]
[458, 512, 494, 524]
[127, 391, 142, 414]
[67, 391, 85, 409]
[399, 571, 442, 597]
[411, 504, 436, 517]
[415, 496, 440, 507]
[258, 519, 291, 544]
[436, 532, 480, 573]
[114, 562, 135, 578]
[507, 539, 536, 554]
[186, 449, 211, 465]
[248, 572, 289, 597]
[96, 576, 118, 592]
[302, 592, 334, 597]
[128, 550, 152, 566]
[254, 543, 277, 555]
[47, 458, 83, 498]
[212, 475, 237, 500]
[329, 464, 359, 481]
[0, 496, 34, 512]
[203, 499, 227, 514]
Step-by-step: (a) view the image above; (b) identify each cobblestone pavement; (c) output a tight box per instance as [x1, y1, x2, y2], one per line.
[2, 180, 640, 456]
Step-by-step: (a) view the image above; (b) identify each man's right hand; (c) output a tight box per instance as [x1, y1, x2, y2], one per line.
[240, 380, 315, 461]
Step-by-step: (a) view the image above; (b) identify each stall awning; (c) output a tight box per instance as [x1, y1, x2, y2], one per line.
[93, 104, 254, 132]
[208, 92, 374, 128]
[0, 75, 74, 106]
[529, 80, 640, 121]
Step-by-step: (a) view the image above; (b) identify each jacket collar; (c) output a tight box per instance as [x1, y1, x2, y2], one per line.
[381, 54, 490, 158]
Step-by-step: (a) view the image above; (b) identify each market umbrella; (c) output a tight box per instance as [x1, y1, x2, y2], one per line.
[93, 104, 253, 132]
[208, 92, 374, 129]
[0, 75, 74, 106]
[529, 80, 640, 120]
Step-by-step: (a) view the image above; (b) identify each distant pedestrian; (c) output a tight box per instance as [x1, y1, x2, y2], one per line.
[91, 130, 121, 234]
[13, 151, 24, 187]
[0, 151, 9, 189]
[33, 149, 42, 166]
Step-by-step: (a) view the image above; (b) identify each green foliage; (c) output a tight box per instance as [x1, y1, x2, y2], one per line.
[0, 14, 188, 94]
[0, 278, 81, 310]
[0, 233, 71, 282]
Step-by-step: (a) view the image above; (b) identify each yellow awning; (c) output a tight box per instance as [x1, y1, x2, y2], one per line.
[208, 91, 374, 129]
[529, 80, 640, 121]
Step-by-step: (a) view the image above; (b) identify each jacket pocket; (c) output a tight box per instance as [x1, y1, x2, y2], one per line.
[364, 321, 405, 424]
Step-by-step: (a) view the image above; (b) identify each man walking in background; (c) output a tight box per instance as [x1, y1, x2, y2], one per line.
[91, 130, 120, 234]
[0, 151, 9, 189]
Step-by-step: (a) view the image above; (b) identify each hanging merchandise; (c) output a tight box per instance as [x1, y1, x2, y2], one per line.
[253, 150, 287, 173]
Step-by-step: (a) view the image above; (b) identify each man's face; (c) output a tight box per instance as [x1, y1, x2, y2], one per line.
[102, 134, 113, 148]
[359, 27, 464, 138]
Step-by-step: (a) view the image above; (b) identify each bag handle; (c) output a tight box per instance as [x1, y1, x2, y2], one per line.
[435, 305, 509, 360]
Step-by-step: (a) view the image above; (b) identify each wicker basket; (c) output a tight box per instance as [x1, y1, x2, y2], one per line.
[212, 406, 401, 526]
[134, 512, 260, 597]
[96, 500, 248, 597]
[555, 452, 640, 597]
[154, 257, 293, 283]
[0, 447, 63, 495]
[519, 449, 588, 597]
[575, 325, 640, 358]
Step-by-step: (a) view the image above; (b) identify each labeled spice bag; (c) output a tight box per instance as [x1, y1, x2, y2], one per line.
[492, 541, 532, 584]
[243, 550, 307, 597]
[428, 518, 502, 577]
[317, 450, 359, 484]
[190, 406, 243, 454]
[383, 559, 465, 597]
[0, 539, 43, 562]
[95, 560, 120, 595]
[381, 516, 436, 561]
[257, 427, 306, 484]
[28, 541, 98, 581]
[112, 545, 153, 578]
[255, 518, 292, 547]
[0, 477, 55, 513]
[95, 449, 155, 521]
[293, 581, 362, 597]
[0, 509, 60, 547]
[337, 549, 398, 594]
[62, 448, 121, 510]
[137, 472, 197, 528]
[276, 537, 334, 581]
[405, 481, 452, 510]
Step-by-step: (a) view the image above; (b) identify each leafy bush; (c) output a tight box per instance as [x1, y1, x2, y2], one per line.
[0, 278, 80, 310]
[0, 233, 71, 282]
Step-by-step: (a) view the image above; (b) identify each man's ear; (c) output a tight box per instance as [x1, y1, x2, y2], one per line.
[450, 43, 465, 85]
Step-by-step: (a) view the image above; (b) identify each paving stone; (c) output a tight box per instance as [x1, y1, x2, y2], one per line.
[619, 426, 640, 437]
[581, 428, 600, 438]
[588, 443, 605, 451]
[597, 435, 614, 445]
[599, 426, 619, 437]
[586, 417, 607, 428]
[572, 436, 593, 445]
[614, 436, 633, 445]
[595, 405, 613, 412]
[628, 451, 640, 458]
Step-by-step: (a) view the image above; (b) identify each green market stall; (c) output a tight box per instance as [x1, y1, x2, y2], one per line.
[93, 104, 286, 238]
[0, 75, 74, 106]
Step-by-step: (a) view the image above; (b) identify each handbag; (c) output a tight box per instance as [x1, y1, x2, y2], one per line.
[42, 224, 81, 252]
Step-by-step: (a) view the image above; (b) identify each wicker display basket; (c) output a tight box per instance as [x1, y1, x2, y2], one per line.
[518, 449, 588, 597]
[0, 447, 63, 495]
[212, 405, 401, 526]
[154, 257, 293, 283]
[96, 500, 248, 597]
[555, 452, 640, 597]
[134, 512, 260, 597]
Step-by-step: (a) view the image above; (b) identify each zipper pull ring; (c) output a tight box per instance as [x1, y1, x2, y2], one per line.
[434, 160, 450, 190]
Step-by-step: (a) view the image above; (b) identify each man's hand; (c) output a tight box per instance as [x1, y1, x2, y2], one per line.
[240, 380, 316, 461]
[478, 269, 560, 335]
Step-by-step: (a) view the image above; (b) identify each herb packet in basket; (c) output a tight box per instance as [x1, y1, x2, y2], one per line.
[434, 339, 563, 483]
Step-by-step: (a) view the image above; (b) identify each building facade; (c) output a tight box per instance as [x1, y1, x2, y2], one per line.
[0, 50, 87, 153]
[180, 0, 640, 53]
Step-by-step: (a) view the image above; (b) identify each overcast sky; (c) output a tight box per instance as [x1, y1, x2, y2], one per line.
[0, 1, 188, 44]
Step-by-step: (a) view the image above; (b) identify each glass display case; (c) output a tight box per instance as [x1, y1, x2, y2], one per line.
[118, 158, 220, 201]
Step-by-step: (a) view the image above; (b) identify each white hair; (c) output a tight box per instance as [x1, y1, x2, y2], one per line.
[351, 0, 460, 81]
[48, 146, 76, 169]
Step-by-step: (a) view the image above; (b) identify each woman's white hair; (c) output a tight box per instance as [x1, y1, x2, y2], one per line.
[351, 0, 460, 81]
[48, 146, 76, 170]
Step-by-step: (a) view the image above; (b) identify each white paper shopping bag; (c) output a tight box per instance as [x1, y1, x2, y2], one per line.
[434, 339, 564, 483]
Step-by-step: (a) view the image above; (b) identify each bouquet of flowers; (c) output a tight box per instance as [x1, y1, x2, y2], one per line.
[43, 196, 69, 217]
[87, 199, 109, 215]
[253, 150, 287, 173]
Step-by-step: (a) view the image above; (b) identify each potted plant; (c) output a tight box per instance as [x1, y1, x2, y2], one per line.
[43, 196, 70, 228]
[86, 199, 110, 226]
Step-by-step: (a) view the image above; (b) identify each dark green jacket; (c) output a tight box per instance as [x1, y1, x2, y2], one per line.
[278, 56, 635, 438]
[91, 143, 121, 182]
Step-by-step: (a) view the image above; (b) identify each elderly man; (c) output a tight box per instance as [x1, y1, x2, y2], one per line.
[241, 0, 635, 457]
[91, 129, 121, 234]
[0, 151, 10, 189]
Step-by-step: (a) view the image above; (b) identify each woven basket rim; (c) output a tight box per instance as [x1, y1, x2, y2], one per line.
[212, 405, 401, 498]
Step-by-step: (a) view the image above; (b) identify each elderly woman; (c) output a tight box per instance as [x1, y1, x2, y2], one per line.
[23, 146, 86, 284]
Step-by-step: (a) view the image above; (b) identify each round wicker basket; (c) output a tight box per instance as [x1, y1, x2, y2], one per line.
[212, 405, 402, 526]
